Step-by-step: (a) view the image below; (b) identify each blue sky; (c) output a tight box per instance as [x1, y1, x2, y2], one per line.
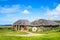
[0, 0, 60, 24]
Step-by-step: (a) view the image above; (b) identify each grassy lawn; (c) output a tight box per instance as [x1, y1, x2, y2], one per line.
[0, 30, 28, 36]
[0, 29, 60, 40]
[0, 26, 60, 40]
[0, 26, 28, 36]
[0, 32, 60, 40]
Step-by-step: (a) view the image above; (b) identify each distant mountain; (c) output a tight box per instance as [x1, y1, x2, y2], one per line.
[0, 24, 12, 26]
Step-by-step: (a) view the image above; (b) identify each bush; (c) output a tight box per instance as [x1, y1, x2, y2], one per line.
[8, 27, 12, 30]
[28, 28, 32, 32]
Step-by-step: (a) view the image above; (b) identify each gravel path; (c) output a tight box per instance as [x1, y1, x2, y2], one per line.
[16, 32, 44, 36]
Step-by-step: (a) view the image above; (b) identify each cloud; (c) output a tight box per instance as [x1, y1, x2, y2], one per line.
[0, 5, 20, 14]
[0, 5, 32, 24]
[0, 5, 31, 14]
[22, 9, 30, 14]
[46, 4, 60, 18]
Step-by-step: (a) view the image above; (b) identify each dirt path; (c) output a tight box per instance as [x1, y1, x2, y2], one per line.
[16, 32, 44, 36]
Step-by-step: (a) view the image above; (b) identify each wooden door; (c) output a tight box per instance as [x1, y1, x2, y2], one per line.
[23, 25, 27, 30]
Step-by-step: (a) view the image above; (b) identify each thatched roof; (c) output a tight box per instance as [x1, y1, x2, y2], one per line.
[13, 19, 30, 25]
[31, 19, 59, 26]
[13, 19, 59, 26]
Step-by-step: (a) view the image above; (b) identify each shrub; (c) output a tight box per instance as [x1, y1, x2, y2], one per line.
[28, 28, 32, 32]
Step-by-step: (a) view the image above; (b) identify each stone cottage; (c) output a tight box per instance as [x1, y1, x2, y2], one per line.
[31, 19, 59, 31]
[12, 19, 59, 31]
[12, 20, 30, 31]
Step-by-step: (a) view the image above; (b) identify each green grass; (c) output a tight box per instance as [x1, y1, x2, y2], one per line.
[0, 26, 60, 40]
[0, 32, 60, 40]
[0, 26, 28, 36]
[0, 29, 60, 40]
[0, 30, 28, 36]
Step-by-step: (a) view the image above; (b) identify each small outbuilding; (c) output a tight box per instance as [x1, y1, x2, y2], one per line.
[12, 20, 30, 31]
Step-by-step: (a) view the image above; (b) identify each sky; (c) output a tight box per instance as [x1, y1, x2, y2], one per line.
[0, 0, 60, 25]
